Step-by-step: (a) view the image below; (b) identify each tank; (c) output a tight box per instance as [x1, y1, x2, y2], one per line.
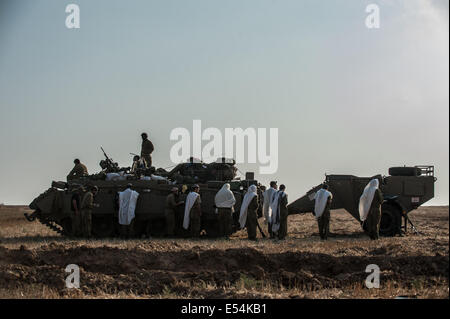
[25, 151, 264, 238]
[287, 166, 436, 236]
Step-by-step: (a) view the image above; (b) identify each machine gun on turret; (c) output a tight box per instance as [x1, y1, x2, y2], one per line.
[99, 147, 120, 173]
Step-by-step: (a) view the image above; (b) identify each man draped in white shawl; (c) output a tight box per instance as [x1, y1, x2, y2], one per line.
[359, 179, 383, 240]
[313, 184, 333, 240]
[263, 181, 278, 238]
[239, 185, 259, 240]
[270, 184, 288, 239]
[118, 185, 140, 238]
[183, 185, 202, 238]
[215, 183, 236, 238]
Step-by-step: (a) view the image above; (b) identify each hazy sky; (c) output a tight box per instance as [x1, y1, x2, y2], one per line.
[0, 0, 448, 205]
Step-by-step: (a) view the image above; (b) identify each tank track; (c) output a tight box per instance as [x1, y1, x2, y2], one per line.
[36, 216, 66, 236]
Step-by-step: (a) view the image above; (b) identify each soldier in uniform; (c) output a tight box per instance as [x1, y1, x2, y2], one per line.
[277, 185, 289, 240]
[314, 184, 333, 240]
[165, 187, 184, 236]
[359, 179, 384, 240]
[263, 181, 278, 238]
[239, 185, 259, 241]
[67, 159, 88, 181]
[189, 185, 202, 238]
[366, 186, 384, 240]
[246, 195, 259, 240]
[214, 183, 236, 239]
[131, 155, 146, 174]
[80, 185, 99, 238]
[70, 186, 84, 237]
[140, 133, 154, 168]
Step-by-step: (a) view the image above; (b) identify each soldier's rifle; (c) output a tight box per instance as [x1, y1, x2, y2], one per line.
[255, 218, 267, 238]
[100, 146, 120, 172]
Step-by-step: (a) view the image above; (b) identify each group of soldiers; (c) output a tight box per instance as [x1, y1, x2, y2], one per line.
[66, 132, 154, 237]
[66, 177, 383, 241]
[310, 180, 383, 240]
[168, 178, 383, 241]
[69, 185, 99, 238]
[66, 132, 383, 240]
[261, 182, 289, 240]
[67, 133, 154, 181]
[164, 183, 234, 239]
[164, 181, 290, 241]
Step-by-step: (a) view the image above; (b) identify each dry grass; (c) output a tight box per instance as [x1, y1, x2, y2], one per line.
[0, 205, 448, 299]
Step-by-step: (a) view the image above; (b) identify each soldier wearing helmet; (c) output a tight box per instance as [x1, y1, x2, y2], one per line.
[131, 155, 146, 174]
[70, 186, 85, 237]
[140, 133, 154, 168]
[165, 187, 184, 236]
[80, 185, 99, 238]
[183, 184, 202, 238]
[67, 158, 88, 181]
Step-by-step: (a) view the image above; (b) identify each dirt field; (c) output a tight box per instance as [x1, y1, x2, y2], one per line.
[0, 205, 448, 299]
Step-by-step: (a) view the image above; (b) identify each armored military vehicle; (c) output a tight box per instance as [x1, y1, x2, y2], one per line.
[26, 147, 435, 239]
[287, 166, 436, 236]
[25, 151, 263, 238]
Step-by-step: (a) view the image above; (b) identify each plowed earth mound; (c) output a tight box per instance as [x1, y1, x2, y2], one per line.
[0, 205, 448, 298]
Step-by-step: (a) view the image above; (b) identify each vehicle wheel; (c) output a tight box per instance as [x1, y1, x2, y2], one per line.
[92, 215, 115, 238]
[380, 203, 402, 236]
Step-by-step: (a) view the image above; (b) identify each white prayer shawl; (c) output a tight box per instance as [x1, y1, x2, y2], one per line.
[118, 188, 139, 225]
[215, 184, 236, 212]
[106, 172, 126, 181]
[359, 179, 380, 222]
[313, 189, 333, 220]
[263, 187, 277, 224]
[239, 185, 258, 229]
[183, 192, 200, 229]
[271, 191, 286, 233]
[150, 174, 168, 181]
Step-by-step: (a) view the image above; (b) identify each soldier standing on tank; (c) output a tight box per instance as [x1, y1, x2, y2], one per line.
[165, 187, 184, 236]
[80, 185, 99, 238]
[67, 159, 88, 181]
[140, 133, 154, 168]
